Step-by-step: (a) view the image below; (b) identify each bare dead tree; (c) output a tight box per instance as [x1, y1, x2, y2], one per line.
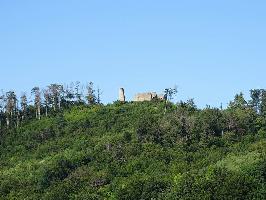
[20, 92, 28, 121]
[48, 84, 63, 111]
[43, 89, 50, 117]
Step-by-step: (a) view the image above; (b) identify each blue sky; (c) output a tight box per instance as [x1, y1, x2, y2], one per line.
[0, 0, 265, 107]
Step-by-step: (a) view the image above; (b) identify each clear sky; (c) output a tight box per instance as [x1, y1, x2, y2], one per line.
[0, 0, 266, 107]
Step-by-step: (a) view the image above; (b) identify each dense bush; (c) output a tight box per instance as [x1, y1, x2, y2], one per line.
[0, 101, 266, 199]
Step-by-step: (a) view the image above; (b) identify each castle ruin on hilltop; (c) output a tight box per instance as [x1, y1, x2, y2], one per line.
[119, 88, 126, 102]
[133, 92, 166, 101]
[119, 88, 166, 102]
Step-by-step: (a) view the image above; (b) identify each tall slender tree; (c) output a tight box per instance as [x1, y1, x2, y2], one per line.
[164, 86, 178, 112]
[20, 92, 28, 121]
[75, 81, 83, 103]
[48, 84, 63, 111]
[43, 89, 50, 117]
[0, 92, 5, 131]
[164, 86, 178, 102]
[260, 89, 266, 115]
[96, 87, 102, 104]
[86, 82, 96, 105]
[31, 87, 41, 120]
[6, 91, 17, 127]
[64, 83, 75, 106]
[15, 99, 20, 128]
[250, 89, 261, 113]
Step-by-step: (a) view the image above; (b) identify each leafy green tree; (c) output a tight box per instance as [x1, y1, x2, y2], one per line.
[229, 92, 247, 109]
[250, 89, 261, 113]
[260, 89, 266, 115]
[225, 107, 257, 136]
[164, 86, 177, 102]
[1, 83, 266, 199]
[197, 108, 224, 144]
[136, 114, 160, 143]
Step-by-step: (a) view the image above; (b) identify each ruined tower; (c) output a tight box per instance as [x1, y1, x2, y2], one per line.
[119, 88, 125, 102]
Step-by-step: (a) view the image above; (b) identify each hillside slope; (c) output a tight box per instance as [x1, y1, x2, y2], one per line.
[0, 101, 266, 199]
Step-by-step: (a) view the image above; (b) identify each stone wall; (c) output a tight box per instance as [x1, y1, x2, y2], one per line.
[134, 92, 166, 102]
[119, 88, 166, 102]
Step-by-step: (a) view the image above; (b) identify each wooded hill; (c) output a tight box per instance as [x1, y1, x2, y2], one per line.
[0, 84, 266, 199]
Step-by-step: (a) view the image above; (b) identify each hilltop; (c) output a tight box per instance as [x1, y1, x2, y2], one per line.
[0, 89, 266, 199]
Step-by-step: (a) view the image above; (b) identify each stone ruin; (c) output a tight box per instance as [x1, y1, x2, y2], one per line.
[119, 88, 126, 102]
[134, 92, 166, 102]
[119, 88, 165, 102]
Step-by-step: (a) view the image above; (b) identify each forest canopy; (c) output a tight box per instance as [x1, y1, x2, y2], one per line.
[0, 83, 266, 199]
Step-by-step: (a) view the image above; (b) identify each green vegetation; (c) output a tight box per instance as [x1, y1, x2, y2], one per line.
[0, 87, 266, 199]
